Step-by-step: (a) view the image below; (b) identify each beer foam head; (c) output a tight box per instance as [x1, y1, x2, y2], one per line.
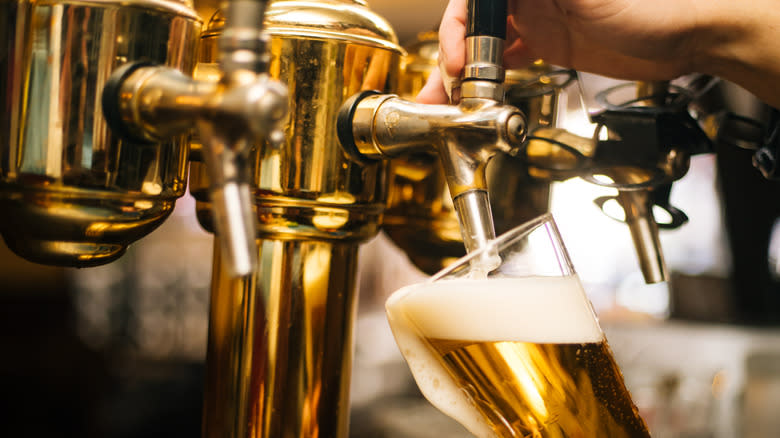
[385, 275, 603, 438]
[388, 275, 603, 344]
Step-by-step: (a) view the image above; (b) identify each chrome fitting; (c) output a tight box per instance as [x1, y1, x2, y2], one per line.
[461, 80, 505, 101]
[464, 36, 505, 82]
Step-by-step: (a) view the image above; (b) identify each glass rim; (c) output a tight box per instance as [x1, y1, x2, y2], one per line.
[429, 212, 572, 281]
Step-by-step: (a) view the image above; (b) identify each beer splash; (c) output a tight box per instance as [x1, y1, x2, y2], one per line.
[386, 276, 650, 438]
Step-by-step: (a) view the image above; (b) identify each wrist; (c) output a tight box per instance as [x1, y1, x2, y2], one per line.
[691, 1, 778, 76]
[692, 0, 780, 107]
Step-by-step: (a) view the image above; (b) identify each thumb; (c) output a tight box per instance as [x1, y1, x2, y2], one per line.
[416, 68, 449, 104]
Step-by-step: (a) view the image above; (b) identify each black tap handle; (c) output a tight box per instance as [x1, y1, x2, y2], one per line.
[467, 0, 507, 39]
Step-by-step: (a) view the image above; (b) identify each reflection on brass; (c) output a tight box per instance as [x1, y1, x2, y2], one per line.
[193, 1, 401, 242]
[204, 238, 359, 438]
[194, 0, 221, 25]
[195, 2, 402, 437]
[0, 0, 200, 266]
[202, 242, 258, 438]
[396, 31, 438, 98]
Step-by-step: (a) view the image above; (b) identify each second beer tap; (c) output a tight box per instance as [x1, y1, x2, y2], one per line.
[102, 0, 288, 277]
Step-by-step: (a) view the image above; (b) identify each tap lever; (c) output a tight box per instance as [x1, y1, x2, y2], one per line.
[461, 0, 508, 100]
[585, 105, 712, 190]
[467, 0, 507, 39]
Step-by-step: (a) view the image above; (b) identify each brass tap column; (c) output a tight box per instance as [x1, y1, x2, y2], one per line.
[190, 2, 403, 437]
[0, 0, 201, 266]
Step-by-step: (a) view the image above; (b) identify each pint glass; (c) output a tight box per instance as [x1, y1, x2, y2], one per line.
[386, 214, 651, 437]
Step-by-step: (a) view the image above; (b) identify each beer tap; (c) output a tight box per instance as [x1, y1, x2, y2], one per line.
[102, 0, 288, 277]
[525, 79, 712, 283]
[338, 0, 526, 262]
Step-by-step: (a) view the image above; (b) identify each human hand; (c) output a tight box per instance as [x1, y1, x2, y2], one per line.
[418, 0, 710, 105]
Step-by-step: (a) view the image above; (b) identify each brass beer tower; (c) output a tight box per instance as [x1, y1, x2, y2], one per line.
[190, 2, 403, 437]
[0, 0, 201, 266]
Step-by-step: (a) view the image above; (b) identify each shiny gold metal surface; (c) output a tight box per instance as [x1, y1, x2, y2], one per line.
[194, 0, 220, 24]
[195, 2, 402, 437]
[204, 238, 359, 438]
[0, 0, 200, 266]
[192, 0, 401, 242]
[202, 241, 259, 438]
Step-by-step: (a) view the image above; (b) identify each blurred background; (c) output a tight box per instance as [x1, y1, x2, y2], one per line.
[4, 1, 780, 437]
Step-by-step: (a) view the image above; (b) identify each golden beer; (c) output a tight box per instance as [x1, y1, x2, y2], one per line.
[387, 275, 650, 438]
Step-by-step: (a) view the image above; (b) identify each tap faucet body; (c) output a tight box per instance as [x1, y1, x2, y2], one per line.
[102, 0, 288, 277]
[527, 80, 712, 283]
[340, 91, 525, 253]
[339, 0, 526, 257]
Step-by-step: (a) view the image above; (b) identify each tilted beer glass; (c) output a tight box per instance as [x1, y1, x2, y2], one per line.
[386, 213, 651, 437]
